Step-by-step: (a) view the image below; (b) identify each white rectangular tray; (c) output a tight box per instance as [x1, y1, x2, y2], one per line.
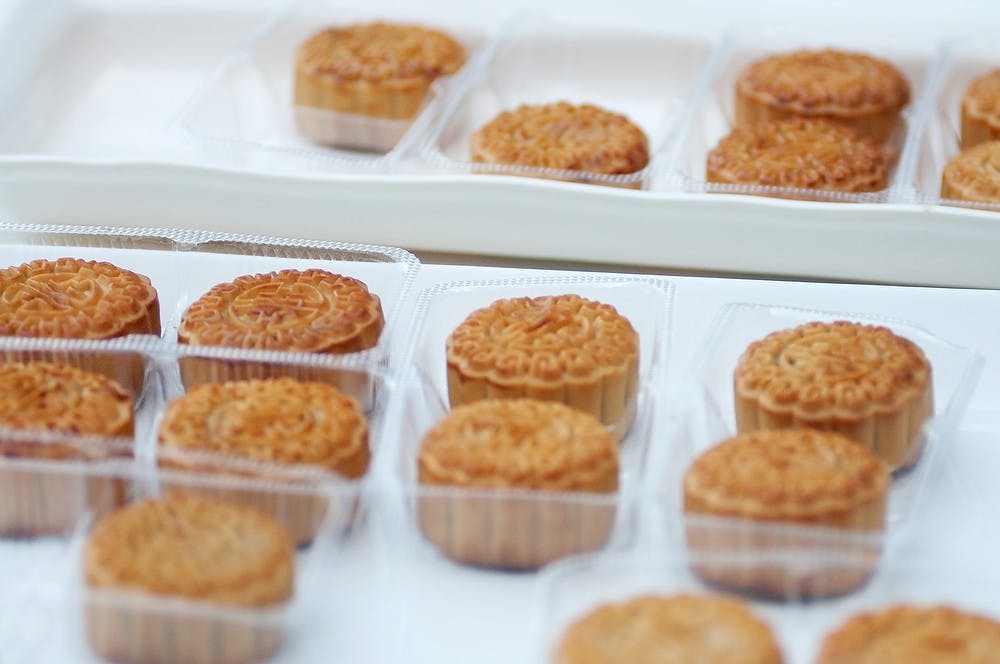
[3, 0, 1000, 287]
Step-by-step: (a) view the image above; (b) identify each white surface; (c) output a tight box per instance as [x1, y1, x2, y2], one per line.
[3, 0, 1000, 286]
[5, 260, 1000, 663]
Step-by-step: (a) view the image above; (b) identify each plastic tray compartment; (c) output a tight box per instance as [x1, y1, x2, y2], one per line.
[652, 304, 982, 598]
[0, 335, 164, 539]
[387, 275, 673, 569]
[421, 15, 716, 188]
[164, 230, 418, 377]
[538, 552, 1000, 663]
[154, 360, 393, 544]
[914, 37, 1000, 213]
[0, 223, 419, 372]
[672, 26, 938, 202]
[180, 0, 488, 169]
[17, 465, 348, 664]
[670, 303, 983, 524]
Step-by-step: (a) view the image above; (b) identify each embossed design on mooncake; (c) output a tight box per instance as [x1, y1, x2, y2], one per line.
[733, 321, 933, 470]
[446, 294, 639, 438]
[178, 269, 383, 354]
[941, 140, 1000, 204]
[0, 258, 159, 339]
[735, 49, 910, 143]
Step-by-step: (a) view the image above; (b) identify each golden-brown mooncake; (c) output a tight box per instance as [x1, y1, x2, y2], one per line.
[0, 257, 160, 339]
[418, 398, 618, 569]
[735, 49, 910, 144]
[177, 269, 384, 385]
[734, 320, 933, 471]
[470, 102, 650, 179]
[555, 594, 783, 664]
[707, 118, 889, 194]
[961, 68, 1000, 149]
[0, 361, 133, 535]
[446, 294, 639, 439]
[294, 21, 467, 149]
[158, 378, 369, 544]
[941, 140, 1000, 205]
[83, 495, 294, 664]
[817, 605, 1000, 663]
[684, 428, 890, 598]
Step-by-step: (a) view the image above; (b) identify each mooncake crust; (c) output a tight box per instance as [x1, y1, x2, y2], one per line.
[418, 398, 618, 492]
[735, 49, 910, 143]
[84, 496, 293, 607]
[178, 269, 383, 354]
[817, 605, 1000, 664]
[158, 378, 369, 479]
[734, 321, 933, 470]
[0, 361, 133, 459]
[707, 118, 889, 192]
[555, 594, 783, 664]
[294, 21, 466, 120]
[470, 102, 650, 175]
[961, 68, 1000, 149]
[941, 140, 1000, 204]
[684, 429, 889, 526]
[446, 294, 639, 437]
[0, 257, 160, 339]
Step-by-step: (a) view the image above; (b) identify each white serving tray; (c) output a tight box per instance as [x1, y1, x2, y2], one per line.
[3, 0, 1000, 288]
[4, 257, 1000, 663]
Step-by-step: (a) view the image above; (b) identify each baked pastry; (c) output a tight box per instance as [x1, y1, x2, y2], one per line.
[0, 257, 159, 339]
[446, 294, 639, 439]
[707, 118, 889, 194]
[470, 102, 650, 181]
[735, 49, 910, 144]
[0, 362, 133, 536]
[158, 378, 369, 544]
[817, 605, 1000, 663]
[555, 594, 783, 664]
[941, 140, 1000, 204]
[734, 320, 933, 471]
[684, 428, 890, 598]
[178, 269, 384, 385]
[83, 495, 293, 664]
[294, 22, 466, 150]
[418, 398, 618, 569]
[961, 68, 1000, 149]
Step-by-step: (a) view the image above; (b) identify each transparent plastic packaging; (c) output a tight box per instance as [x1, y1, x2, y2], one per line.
[27, 465, 346, 664]
[421, 15, 716, 188]
[656, 304, 983, 596]
[538, 551, 1000, 663]
[0, 335, 162, 537]
[669, 27, 938, 202]
[914, 37, 1000, 213]
[387, 276, 673, 569]
[180, 0, 488, 168]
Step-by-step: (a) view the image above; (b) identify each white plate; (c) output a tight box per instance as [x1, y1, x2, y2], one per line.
[3, 1, 1000, 288]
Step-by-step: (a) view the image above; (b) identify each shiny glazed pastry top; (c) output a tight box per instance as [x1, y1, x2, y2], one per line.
[178, 269, 384, 353]
[418, 398, 618, 492]
[158, 377, 369, 478]
[0, 257, 160, 339]
[470, 102, 650, 175]
[84, 495, 294, 607]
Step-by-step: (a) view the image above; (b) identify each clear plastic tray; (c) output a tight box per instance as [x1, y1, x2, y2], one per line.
[669, 26, 938, 202]
[0, 222, 419, 367]
[383, 275, 673, 569]
[14, 465, 348, 664]
[660, 303, 983, 526]
[421, 15, 716, 188]
[538, 551, 1000, 663]
[180, 0, 489, 169]
[913, 37, 1000, 213]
